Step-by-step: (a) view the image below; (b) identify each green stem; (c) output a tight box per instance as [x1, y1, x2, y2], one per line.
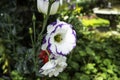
[33, 18, 36, 43]
[45, 50, 50, 61]
[38, 2, 52, 42]
[30, 33, 36, 71]
[82, 58, 86, 65]
[30, 34, 35, 49]
[31, 13, 37, 73]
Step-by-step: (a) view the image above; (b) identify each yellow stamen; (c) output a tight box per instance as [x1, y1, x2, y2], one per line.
[54, 34, 62, 42]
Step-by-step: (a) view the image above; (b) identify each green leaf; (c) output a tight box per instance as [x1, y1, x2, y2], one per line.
[85, 70, 91, 74]
[101, 73, 107, 79]
[94, 56, 101, 63]
[80, 74, 90, 80]
[100, 67, 107, 72]
[74, 72, 81, 80]
[105, 48, 113, 54]
[0, 44, 5, 54]
[103, 59, 111, 66]
[94, 77, 104, 80]
[72, 54, 81, 62]
[59, 73, 69, 80]
[107, 69, 114, 74]
[79, 51, 87, 56]
[86, 63, 95, 70]
[86, 47, 95, 56]
[92, 68, 97, 73]
[70, 61, 79, 71]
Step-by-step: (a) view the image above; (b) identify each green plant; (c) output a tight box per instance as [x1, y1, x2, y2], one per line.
[1, 0, 120, 80]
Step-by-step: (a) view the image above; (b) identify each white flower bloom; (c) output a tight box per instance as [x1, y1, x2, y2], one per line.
[39, 55, 67, 77]
[41, 20, 76, 55]
[67, 0, 70, 3]
[64, 16, 69, 20]
[37, 0, 60, 15]
[59, 0, 63, 5]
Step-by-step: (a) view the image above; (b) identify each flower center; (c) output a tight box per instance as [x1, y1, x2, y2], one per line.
[54, 34, 62, 43]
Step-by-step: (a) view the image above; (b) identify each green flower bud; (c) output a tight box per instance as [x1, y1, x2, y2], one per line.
[29, 27, 33, 34]
[32, 13, 36, 21]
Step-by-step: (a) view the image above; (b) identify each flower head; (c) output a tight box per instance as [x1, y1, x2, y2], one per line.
[41, 20, 76, 56]
[37, 0, 60, 15]
[39, 55, 67, 77]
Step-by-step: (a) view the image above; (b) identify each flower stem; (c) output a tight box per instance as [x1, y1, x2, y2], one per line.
[45, 50, 50, 61]
[30, 14, 37, 73]
[32, 14, 37, 71]
[38, 1, 52, 42]
[33, 14, 36, 43]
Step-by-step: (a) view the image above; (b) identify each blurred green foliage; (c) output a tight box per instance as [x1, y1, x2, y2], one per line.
[0, 0, 42, 79]
[0, 0, 120, 80]
[81, 17, 110, 27]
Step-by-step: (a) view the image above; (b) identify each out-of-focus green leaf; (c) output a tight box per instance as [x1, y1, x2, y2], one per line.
[59, 73, 69, 80]
[103, 59, 111, 66]
[70, 61, 80, 71]
[86, 47, 95, 56]
[80, 74, 90, 80]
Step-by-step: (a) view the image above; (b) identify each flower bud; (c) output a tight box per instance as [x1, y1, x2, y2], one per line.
[29, 27, 33, 34]
[32, 13, 36, 21]
[37, 0, 60, 15]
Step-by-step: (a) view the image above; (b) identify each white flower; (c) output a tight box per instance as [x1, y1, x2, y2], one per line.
[64, 16, 69, 20]
[59, 0, 63, 5]
[37, 0, 60, 15]
[67, 0, 70, 3]
[59, 0, 70, 5]
[41, 20, 76, 55]
[39, 55, 67, 77]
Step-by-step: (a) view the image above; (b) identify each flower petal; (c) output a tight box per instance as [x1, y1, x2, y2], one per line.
[37, 0, 59, 15]
[39, 55, 67, 77]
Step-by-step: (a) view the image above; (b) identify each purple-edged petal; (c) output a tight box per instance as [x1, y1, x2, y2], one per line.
[47, 20, 67, 33]
[41, 34, 50, 50]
